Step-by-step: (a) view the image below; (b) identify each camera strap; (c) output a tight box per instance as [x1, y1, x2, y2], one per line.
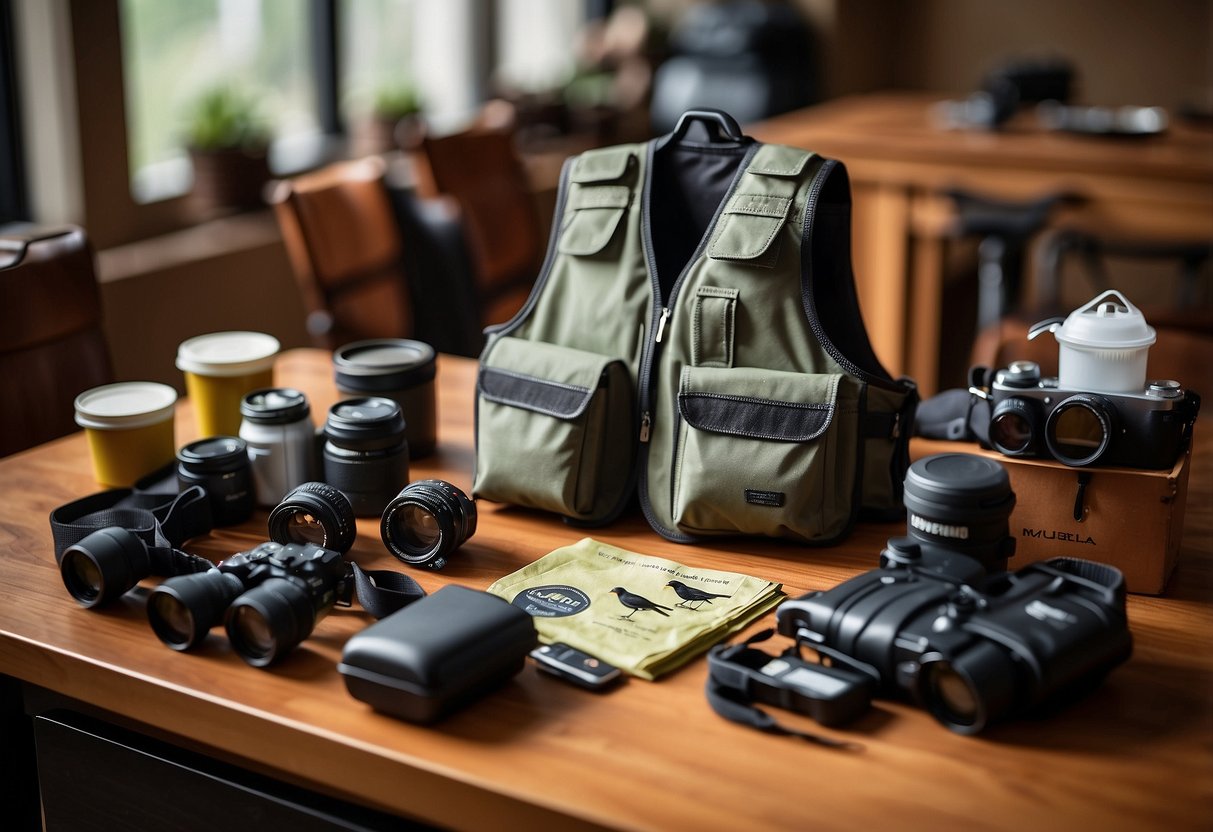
[705, 630, 862, 751]
[49, 485, 215, 564]
[348, 563, 427, 618]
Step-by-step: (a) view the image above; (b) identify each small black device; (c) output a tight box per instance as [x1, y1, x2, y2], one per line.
[268, 481, 357, 554]
[322, 397, 410, 516]
[776, 548, 1133, 734]
[176, 436, 254, 526]
[987, 360, 1198, 469]
[339, 585, 537, 723]
[380, 479, 476, 570]
[147, 541, 350, 667]
[530, 643, 622, 691]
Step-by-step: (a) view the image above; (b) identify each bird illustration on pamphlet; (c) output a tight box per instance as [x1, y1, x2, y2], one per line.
[609, 587, 673, 619]
[665, 580, 732, 610]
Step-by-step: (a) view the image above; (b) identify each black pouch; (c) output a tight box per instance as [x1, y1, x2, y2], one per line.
[338, 585, 537, 724]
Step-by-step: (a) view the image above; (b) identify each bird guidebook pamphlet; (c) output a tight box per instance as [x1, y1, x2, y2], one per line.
[487, 538, 783, 679]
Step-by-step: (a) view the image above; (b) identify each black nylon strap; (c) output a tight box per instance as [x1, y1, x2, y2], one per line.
[705, 631, 862, 751]
[49, 486, 214, 562]
[349, 563, 427, 619]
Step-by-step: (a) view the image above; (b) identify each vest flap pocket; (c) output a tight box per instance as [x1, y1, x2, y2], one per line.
[558, 185, 630, 257]
[707, 193, 793, 267]
[570, 148, 635, 183]
[479, 337, 610, 417]
[671, 366, 860, 543]
[748, 145, 812, 177]
[677, 365, 837, 441]
[475, 337, 634, 521]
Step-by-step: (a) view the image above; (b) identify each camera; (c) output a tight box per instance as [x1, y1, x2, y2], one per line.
[988, 361, 1197, 469]
[774, 453, 1132, 735]
[147, 541, 350, 667]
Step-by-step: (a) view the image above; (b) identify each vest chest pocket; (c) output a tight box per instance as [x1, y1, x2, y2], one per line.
[672, 365, 860, 542]
[706, 193, 793, 269]
[475, 336, 634, 521]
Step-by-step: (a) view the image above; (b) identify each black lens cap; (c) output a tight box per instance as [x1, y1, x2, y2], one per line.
[177, 436, 248, 472]
[904, 453, 1014, 522]
[333, 339, 436, 392]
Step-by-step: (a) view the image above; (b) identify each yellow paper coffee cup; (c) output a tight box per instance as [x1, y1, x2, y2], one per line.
[75, 382, 178, 487]
[177, 331, 279, 437]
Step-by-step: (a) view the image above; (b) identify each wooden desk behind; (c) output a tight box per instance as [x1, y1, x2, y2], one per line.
[1, 350, 1211, 830]
[749, 93, 1213, 396]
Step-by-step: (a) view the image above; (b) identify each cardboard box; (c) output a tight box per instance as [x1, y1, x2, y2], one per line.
[911, 440, 1192, 595]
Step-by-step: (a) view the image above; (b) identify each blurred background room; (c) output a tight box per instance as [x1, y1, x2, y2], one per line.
[2, 0, 1211, 455]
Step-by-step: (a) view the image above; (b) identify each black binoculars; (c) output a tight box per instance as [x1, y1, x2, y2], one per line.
[147, 541, 350, 667]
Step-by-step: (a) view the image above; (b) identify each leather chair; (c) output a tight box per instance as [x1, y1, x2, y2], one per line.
[270, 158, 414, 349]
[0, 226, 114, 457]
[412, 124, 541, 327]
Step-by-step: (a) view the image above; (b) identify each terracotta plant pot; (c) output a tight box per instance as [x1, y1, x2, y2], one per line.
[188, 146, 271, 212]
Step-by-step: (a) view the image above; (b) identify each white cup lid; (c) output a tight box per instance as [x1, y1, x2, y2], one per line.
[176, 331, 280, 377]
[1053, 290, 1156, 349]
[75, 382, 178, 429]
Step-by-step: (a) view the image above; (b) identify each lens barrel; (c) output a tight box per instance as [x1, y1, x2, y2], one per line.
[989, 397, 1040, 456]
[176, 436, 254, 526]
[147, 570, 245, 650]
[1045, 394, 1116, 467]
[322, 397, 409, 516]
[917, 642, 1017, 735]
[268, 482, 356, 554]
[902, 453, 1016, 573]
[225, 577, 319, 667]
[60, 527, 152, 608]
[380, 479, 477, 569]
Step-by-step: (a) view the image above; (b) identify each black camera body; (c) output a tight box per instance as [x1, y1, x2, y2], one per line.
[776, 543, 1132, 734]
[148, 541, 350, 666]
[988, 361, 1198, 469]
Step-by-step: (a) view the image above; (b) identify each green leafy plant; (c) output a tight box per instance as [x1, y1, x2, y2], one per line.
[182, 84, 271, 152]
[371, 81, 423, 121]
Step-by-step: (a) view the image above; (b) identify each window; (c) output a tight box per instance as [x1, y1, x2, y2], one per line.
[120, 0, 321, 203]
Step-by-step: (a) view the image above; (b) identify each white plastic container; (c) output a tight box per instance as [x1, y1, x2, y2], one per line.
[1046, 290, 1156, 393]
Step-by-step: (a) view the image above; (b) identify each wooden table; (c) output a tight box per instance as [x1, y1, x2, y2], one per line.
[2, 350, 1211, 830]
[749, 93, 1213, 396]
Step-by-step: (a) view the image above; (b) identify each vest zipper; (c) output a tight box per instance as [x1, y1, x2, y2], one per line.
[635, 141, 760, 543]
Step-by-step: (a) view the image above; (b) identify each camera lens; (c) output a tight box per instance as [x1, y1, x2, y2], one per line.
[902, 453, 1016, 573]
[918, 642, 1016, 735]
[177, 436, 254, 526]
[1045, 395, 1115, 466]
[147, 570, 244, 650]
[322, 397, 410, 516]
[380, 479, 476, 569]
[268, 482, 356, 554]
[225, 577, 318, 667]
[333, 339, 438, 459]
[60, 527, 152, 608]
[989, 397, 1040, 455]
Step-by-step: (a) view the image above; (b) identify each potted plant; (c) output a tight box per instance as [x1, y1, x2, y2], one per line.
[183, 83, 272, 212]
[369, 80, 425, 151]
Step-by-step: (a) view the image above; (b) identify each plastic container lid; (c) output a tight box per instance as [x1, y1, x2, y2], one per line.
[333, 339, 436, 392]
[1053, 290, 1156, 350]
[74, 382, 178, 429]
[241, 387, 310, 424]
[176, 331, 280, 377]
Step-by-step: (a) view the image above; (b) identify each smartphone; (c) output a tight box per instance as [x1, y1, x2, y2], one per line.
[530, 643, 623, 691]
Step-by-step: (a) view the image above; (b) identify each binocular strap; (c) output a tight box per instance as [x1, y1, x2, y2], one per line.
[349, 563, 427, 619]
[50, 486, 214, 563]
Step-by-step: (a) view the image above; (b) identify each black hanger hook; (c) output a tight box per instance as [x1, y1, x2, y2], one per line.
[658, 109, 746, 150]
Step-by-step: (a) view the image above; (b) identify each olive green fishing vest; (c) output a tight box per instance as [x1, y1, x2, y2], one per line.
[473, 132, 917, 544]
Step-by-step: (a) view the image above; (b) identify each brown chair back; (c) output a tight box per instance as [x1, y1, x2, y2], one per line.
[270, 158, 413, 348]
[414, 128, 541, 325]
[0, 226, 114, 457]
